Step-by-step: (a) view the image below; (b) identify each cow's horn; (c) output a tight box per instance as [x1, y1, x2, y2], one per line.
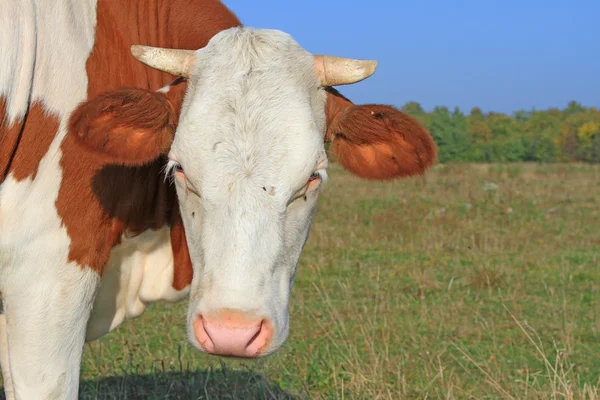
[313, 55, 377, 86]
[131, 45, 196, 78]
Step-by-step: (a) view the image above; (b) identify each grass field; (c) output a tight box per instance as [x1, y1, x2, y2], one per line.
[10, 162, 600, 399]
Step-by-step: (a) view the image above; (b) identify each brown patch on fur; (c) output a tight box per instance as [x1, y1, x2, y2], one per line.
[56, 137, 177, 273]
[69, 88, 176, 165]
[56, 0, 242, 275]
[91, 162, 175, 233]
[58, 92, 176, 273]
[0, 98, 20, 182]
[0, 99, 59, 183]
[325, 87, 437, 180]
[56, 131, 122, 273]
[170, 206, 193, 291]
[86, 0, 241, 108]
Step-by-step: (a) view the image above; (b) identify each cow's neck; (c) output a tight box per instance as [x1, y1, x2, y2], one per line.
[88, 0, 242, 98]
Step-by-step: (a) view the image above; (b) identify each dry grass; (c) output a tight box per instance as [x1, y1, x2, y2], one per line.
[3, 162, 600, 399]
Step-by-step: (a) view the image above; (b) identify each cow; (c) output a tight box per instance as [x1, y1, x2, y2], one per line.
[0, 0, 436, 398]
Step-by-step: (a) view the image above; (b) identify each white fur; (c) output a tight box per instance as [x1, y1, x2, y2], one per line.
[0, 314, 14, 400]
[170, 28, 330, 355]
[86, 228, 190, 342]
[0, 1, 35, 124]
[0, 1, 99, 398]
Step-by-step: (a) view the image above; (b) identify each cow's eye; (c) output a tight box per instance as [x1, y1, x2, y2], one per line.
[287, 170, 326, 206]
[167, 159, 184, 177]
[308, 171, 320, 184]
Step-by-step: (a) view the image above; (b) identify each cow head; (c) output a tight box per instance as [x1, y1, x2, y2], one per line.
[71, 27, 435, 358]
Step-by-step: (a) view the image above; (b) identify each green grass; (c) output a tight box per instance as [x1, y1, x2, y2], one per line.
[9, 163, 600, 399]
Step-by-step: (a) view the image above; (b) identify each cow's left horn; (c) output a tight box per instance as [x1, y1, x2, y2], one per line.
[131, 45, 196, 78]
[313, 55, 378, 86]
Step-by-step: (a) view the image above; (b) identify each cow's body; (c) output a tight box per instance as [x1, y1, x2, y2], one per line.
[0, 2, 236, 397]
[0, 1, 436, 398]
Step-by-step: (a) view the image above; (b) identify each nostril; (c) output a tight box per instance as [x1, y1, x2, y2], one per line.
[245, 319, 272, 356]
[247, 320, 263, 346]
[194, 315, 215, 353]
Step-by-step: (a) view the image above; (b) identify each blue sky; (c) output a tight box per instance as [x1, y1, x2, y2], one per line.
[224, 0, 599, 114]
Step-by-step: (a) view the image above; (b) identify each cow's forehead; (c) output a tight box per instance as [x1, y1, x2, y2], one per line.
[172, 28, 327, 198]
[192, 28, 314, 76]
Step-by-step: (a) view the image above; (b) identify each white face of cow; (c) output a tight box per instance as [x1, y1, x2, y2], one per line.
[130, 26, 377, 358]
[167, 28, 329, 357]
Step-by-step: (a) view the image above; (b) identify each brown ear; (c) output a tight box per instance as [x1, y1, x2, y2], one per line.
[325, 88, 437, 180]
[69, 88, 176, 166]
[170, 205, 193, 292]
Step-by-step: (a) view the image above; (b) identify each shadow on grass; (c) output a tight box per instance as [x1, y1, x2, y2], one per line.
[82, 367, 303, 400]
[1, 368, 301, 400]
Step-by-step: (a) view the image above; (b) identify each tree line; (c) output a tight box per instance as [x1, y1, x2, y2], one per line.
[401, 101, 600, 163]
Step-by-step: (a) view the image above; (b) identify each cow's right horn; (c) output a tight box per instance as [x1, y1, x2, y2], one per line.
[131, 45, 196, 78]
[313, 55, 378, 87]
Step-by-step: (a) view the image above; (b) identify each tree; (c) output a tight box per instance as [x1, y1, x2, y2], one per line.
[485, 113, 526, 162]
[523, 111, 560, 162]
[470, 107, 484, 122]
[394, 100, 598, 164]
[401, 101, 427, 126]
[513, 109, 531, 123]
[558, 122, 579, 161]
[427, 106, 473, 162]
[564, 101, 586, 117]
[401, 101, 425, 116]
[577, 120, 600, 162]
